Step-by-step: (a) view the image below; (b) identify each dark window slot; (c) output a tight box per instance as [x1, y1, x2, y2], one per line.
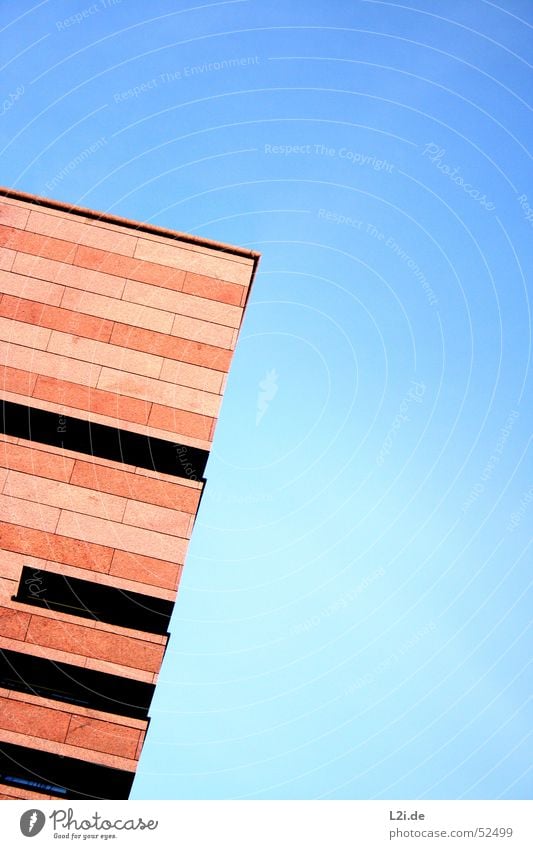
[0, 741, 135, 799]
[15, 566, 174, 635]
[1, 400, 208, 480]
[0, 648, 154, 719]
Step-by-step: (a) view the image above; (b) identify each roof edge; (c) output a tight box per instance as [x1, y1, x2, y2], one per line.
[0, 187, 261, 262]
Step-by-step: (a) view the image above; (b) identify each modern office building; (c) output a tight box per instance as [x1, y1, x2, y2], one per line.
[0, 188, 258, 799]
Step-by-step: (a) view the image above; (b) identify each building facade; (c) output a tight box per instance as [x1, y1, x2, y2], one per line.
[0, 188, 258, 800]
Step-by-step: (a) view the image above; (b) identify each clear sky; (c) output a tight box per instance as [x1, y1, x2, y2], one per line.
[1, 0, 531, 800]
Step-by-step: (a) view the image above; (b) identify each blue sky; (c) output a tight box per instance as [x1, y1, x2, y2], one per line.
[1, 0, 531, 800]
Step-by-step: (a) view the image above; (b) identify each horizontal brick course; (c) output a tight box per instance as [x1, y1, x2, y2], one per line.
[123, 278, 242, 327]
[0, 294, 113, 342]
[55, 511, 188, 564]
[0, 695, 70, 742]
[33, 374, 151, 425]
[0, 606, 30, 640]
[47, 330, 163, 379]
[0, 247, 16, 271]
[0, 202, 30, 229]
[0, 338, 102, 387]
[0, 364, 37, 395]
[183, 271, 246, 306]
[74, 244, 186, 289]
[0, 521, 114, 572]
[0, 727, 138, 771]
[0, 224, 78, 263]
[61, 286, 174, 334]
[135, 236, 254, 285]
[97, 367, 221, 417]
[0, 438, 74, 482]
[70, 460, 201, 513]
[123, 500, 192, 538]
[66, 716, 141, 759]
[0, 265, 65, 305]
[0, 492, 60, 533]
[25, 615, 165, 672]
[147, 402, 214, 442]
[110, 550, 182, 591]
[0, 387, 211, 451]
[3, 470, 127, 523]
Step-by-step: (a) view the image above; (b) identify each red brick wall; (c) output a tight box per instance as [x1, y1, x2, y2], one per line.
[0, 189, 258, 798]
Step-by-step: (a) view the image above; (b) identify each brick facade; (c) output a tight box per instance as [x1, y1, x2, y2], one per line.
[0, 188, 258, 799]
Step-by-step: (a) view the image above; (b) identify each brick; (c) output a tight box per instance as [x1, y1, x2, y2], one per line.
[0, 224, 78, 263]
[0, 606, 30, 640]
[15, 435, 138, 475]
[0, 340, 101, 387]
[0, 493, 60, 532]
[0, 295, 113, 342]
[0, 202, 29, 229]
[0, 521, 113, 572]
[25, 615, 164, 672]
[0, 364, 37, 395]
[4, 471, 127, 523]
[66, 716, 140, 758]
[148, 403, 214, 441]
[0, 575, 16, 606]
[0, 696, 69, 742]
[47, 330, 163, 378]
[0, 439, 74, 482]
[61, 287, 174, 334]
[32, 374, 151, 425]
[171, 313, 234, 347]
[0, 247, 15, 271]
[0, 266, 65, 305]
[123, 500, 192, 538]
[160, 357, 223, 393]
[74, 243, 186, 289]
[70, 461, 201, 513]
[183, 271, 246, 306]
[110, 550, 182, 591]
[97, 367, 221, 416]
[1, 387, 196, 450]
[134, 237, 254, 285]
[123, 279, 242, 327]
[0, 635, 91, 670]
[26, 210, 137, 256]
[81, 657, 154, 683]
[110, 323, 232, 371]
[13, 251, 126, 298]
[33, 558, 174, 601]
[55, 512, 188, 564]
[4, 688, 149, 729]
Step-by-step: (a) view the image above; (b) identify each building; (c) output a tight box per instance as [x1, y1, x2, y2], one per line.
[0, 188, 259, 800]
